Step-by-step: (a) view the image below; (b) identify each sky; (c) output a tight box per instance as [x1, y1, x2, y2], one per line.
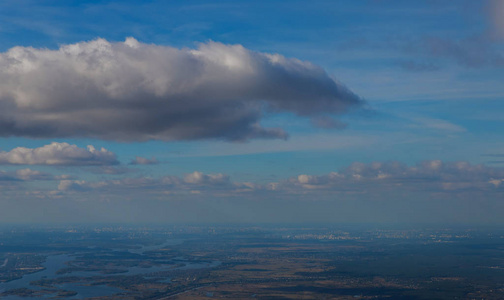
[0, 0, 503, 224]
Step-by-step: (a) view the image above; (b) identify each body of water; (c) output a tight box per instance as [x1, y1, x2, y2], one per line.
[0, 239, 220, 299]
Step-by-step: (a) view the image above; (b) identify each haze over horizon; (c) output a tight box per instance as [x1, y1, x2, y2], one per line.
[0, 0, 504, 224]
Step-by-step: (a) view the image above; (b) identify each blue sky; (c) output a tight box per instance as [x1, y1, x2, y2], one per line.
[0, 0, 503, 224]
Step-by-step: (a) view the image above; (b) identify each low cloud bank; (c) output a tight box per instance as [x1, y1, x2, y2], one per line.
[289, 160, 504, 191]
[55, 160, 504, 196]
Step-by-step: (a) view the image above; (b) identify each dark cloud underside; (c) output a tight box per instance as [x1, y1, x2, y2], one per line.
[0, 38, 363, 142]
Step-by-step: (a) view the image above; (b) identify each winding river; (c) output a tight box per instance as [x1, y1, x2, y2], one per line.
[0, 239, 220, 299]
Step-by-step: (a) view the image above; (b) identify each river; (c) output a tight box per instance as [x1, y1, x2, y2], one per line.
[0, 239, 220, 299]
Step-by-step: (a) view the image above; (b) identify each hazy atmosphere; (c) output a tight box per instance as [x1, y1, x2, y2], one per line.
[1, 0, 504, 224]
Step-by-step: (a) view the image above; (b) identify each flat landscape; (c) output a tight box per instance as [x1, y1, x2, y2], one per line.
[1, 225, 504, 299]
[1, 1, 503, 299]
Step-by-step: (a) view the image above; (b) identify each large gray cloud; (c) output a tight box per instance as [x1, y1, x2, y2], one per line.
[0, 142, 119, 166]
[0, 38, 362, 142]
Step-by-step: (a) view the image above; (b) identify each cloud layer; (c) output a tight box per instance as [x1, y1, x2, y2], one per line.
[0, 38, 362, 142]
[0, 142, 118, 166]
[57, 171, 237, 193]
[287, 160, 504, 192]
[53, 160, 504, 198]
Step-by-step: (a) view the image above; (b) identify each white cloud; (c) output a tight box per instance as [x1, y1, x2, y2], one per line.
[57, 171, 244, 194]
[54, 161, 504, 199]
[58, 180, 91, 191]
[285, 160, 504, 192]
[0, 38, 362, 141]
[0, 142, 118, 166]
[183, 171, 229, 185]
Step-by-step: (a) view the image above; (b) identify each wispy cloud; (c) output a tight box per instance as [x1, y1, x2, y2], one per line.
[489, 0, 504, 39]
[410, 117, 466, 133]
[397, 60, 440, 72]
[129, 156, 159, 165]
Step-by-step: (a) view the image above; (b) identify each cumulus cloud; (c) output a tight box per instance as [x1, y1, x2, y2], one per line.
[56, 170, 266, 197]
[58, 180, 93, 192]
[0, 38, 362, 142]
[53, 160, 504, 199]
[130, 156, 159, 165]
[57, 171, 238, 194]
[286, 160, 504, 192]
[0, 142, 119, 166]
[183, 171, 229, 185]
